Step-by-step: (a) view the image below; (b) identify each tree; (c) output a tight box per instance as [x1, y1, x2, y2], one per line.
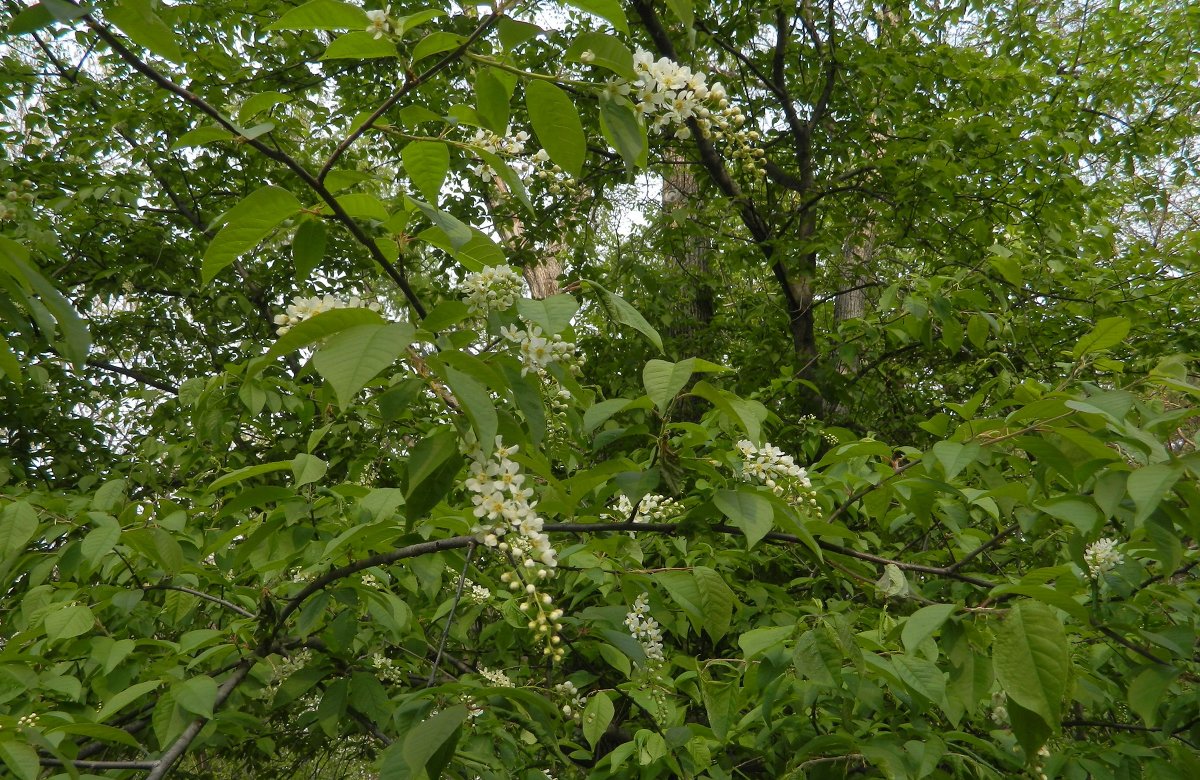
[1, 1, 1198, 778]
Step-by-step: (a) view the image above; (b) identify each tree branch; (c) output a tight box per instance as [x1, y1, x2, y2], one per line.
[145, 660, 252, 780]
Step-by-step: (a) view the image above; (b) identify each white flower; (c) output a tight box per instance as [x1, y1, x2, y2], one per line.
[579, 50, 596, 64]
[479, 667, 514, 687]
[625, 593, 665, 663]
[1084, 538, 1124, 577]
[461, 264, 524, 316]
[365, 6, 391, 39]
[274, 294, 381, 335]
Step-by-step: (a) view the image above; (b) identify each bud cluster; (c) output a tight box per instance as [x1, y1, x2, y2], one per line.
[554, 680, 588, 721]
[461, 264, 524, 317]
[274, 294, 381, 335]
[608, 493, 683, 537]
[478, 666, 515, 688]
[0, 179, 36, 221]
[444, 566, 492, 605]
[371, 652, 405, 684]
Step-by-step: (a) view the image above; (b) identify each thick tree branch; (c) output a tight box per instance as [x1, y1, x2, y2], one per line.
[145, 660, 252, 780]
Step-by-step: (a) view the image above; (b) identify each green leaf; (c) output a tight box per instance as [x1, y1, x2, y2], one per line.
[892, 653, 946, 707]
[642, 358, 726, 414]
[403, 141, 450, 203]
[7, 4, 55, 36]
[292, 453, 328, 487]
[600, 99, 648, 168]
[45, 603, 95, 642]
[0, 334, 21, 386]
[292, 219, 327, 281]
[1008, 697, 1052, 761]
[264, 307, 386, 363]
[584, 397, 635, 433]
[0, 500, 38, 558]
[525, 80, 586, 178]
[582, 690, 614, 750]
[380, 705, 468, 780]
[97, 680, 163, 723]
[411, 31, 465, 64]
[1126, 462, 1182, 525]
[320, 30, 397, 59]
[931, 440, 981, 481]
[175, 675, 218, 719]
[313, 322, 414, 408]
[585, 280, 663, 351]
[81, 516, 122, 566]
[993, 601, 1068, 731]
[1127, 665, 1178, 727]
[563, 0, 628, 33]
[268, 0, 369, 30]
[516, 294, 579, 335]
[405, 428, 461, 500]
[207, 460, 293, 492]
[474, 68, 511, 133]
[202, 186, 302, 283]
[239, 91, 290, 123]
[0, 741, 38, 780]
[566, 32, 636, 79]
[690, 381, 766, 445]
[7, 246, 90, 366]
[714, 488, 773, 549]
[901, 604, 956, 653]
[443, 366, 498, 455]
[1072, 316, 1130, 358]
[171, 126, 235, 150]
[107, 0, 182, 61]
[410, 198, 472, 249]
[693, 565, 734, 641]
[664, 0, 694, 29]
[739, 625, 793, 659]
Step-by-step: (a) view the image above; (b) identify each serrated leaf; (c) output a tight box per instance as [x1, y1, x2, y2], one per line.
[993, 600, 1068, 730]
[403, 141, 450, 203]
[474, 68, 511, 133]
[410, 198, 471, 249]
[292, 453, 328, 487]
[443, 366, 497, 455]
[171, 126, 234, 150]
[901, 604, 956, 654]
[264, 307, 386, 362]
[1072, 316, 1130, 358]
[585, 280, 662, 351]
[380, 705, 467, 780]
[526, 80, 585, 178]
[268, 0, 369, 30]
[1126, 462, 1182, 525]
[931, 440, 981, 481]
[739, 625, 792, 659]
[312, 322, 415, 408]
[239, 91, 290, 123]
[642, 358, 726, 414]
[693, 565, 733, 641]
[0, 500, 38, 558]
[292, 219, 327, 281]
[405, 428, 460, 500]
[563, 0, 628, 32]
[411, 31, 465, 64]
[45, 603, 94, 642]
[566, 31, 635, 79]
[516, 294, 578, 335]
[321, 30, 398, 59]
[108, 0, 182, 61]
[81, 516, 121, 566]
[714, 488, 773, 549]
[600, 99, 648, 168]
[582, 690, 614, 750]
[202, 186, 302, 283]
[1127, 665, 1177, 727]
[175, 675, 218, 719]
[892, 653, 946, 706]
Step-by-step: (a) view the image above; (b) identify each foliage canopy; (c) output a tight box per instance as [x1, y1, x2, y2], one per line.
[1, 0, 1199, 778]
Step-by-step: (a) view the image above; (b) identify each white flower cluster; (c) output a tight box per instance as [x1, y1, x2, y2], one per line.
[444, 567, 492, 605]
[500, 323, 583, 377]
[478, 667, 514, 688]
[461, 264, 524, 317]
[554, 680, 588, 721]
[361, 572, 380, 588]
[469, 128, 534, 184]
[466, 437, 566, 660]
[372, 653, 405, 684]
[365, 6, 392, 39]
[736, 440, 817, 506]
[1084, 538, 1124, 577]
[625, 592, 665, 664]
[274, 294, 380, 335]
[609, 493, 683, 537]
[16, 713, 38, 729]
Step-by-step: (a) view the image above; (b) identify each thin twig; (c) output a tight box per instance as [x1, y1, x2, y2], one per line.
[427, 542, 477, 686]
[147, 583, 256, 619]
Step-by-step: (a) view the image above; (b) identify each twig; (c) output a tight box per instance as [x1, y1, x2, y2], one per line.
[146, 660, 252, 780]
[427, 542, 477, 686]
[146, 583, 256, 619]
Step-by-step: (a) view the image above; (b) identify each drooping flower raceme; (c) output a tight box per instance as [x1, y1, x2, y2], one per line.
[1084, 538, 1124, 577]
[465, 437, 566, 660]
[625, 592, 665, 664]
[736, 440, 816, 506]
[554, 680, 588, 721]
[500, 323, 583, 377]
[461, 264, 524, 317]
[478, 667, 514, 688]
[274, 294, 380, 335]
[608, 493, 684, 536]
